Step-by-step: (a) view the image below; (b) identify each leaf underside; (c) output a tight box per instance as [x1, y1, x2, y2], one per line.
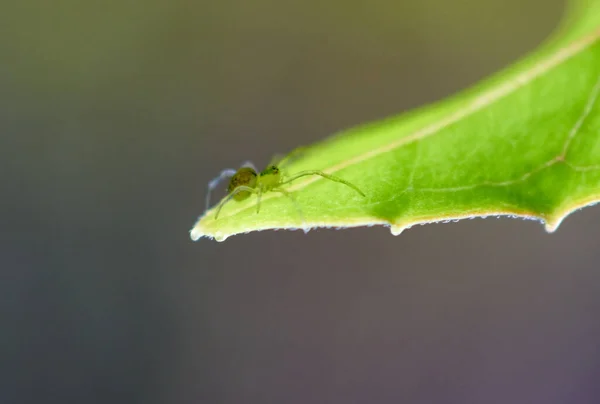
[191, 0, 600, 242]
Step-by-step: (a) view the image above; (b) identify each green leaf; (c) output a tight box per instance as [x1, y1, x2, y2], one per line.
[191, 0, 600, 242]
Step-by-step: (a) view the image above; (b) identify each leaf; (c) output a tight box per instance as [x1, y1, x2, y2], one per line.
[190, 0, 600, 242]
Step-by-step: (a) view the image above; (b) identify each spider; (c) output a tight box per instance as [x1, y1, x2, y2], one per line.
[205, 150, 365, 220]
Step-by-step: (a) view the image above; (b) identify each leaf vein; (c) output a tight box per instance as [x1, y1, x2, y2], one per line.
[561, 73, 600, 158]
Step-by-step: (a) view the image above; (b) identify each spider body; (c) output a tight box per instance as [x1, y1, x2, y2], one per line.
[227, 167, 257, 200]
[205, 152, 365, 220]
[258, 165, 281, 188]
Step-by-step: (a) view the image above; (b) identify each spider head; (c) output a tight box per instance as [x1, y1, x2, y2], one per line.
[259, 165, 281, 188]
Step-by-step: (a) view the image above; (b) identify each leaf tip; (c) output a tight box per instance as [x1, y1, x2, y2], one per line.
[190, 213, 237, 242]
[189, 216, 225, 242]
[189, 225, 204, 241]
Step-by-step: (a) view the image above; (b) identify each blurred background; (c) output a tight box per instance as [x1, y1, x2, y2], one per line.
[3, 0, 600, 403]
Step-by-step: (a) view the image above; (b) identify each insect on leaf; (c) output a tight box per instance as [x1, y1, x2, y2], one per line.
[191, 0, 600, 242]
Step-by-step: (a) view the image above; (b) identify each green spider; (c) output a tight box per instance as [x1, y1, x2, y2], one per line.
[205, 149, 365, 220]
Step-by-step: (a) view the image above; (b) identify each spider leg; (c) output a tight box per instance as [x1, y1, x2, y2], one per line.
[267, 154, 286, 168]
[279, 170, 365, 196]
[255, 187, 262, 214]
[240, 161, 259, 172]
[272, 188, 308, 233]
[214, 185, 257, 219]
[205, 168, 237, 211]
[273, 146, 309, 168]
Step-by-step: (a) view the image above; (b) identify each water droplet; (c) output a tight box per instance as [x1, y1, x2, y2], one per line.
[390, 224, 406, 236]
[214, 233, 228, 242]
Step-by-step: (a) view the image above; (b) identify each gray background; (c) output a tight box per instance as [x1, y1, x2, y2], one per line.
[3, 0, 600, 403]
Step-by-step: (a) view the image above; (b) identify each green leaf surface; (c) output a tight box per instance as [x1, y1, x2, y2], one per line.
[191, 0, 600, 242]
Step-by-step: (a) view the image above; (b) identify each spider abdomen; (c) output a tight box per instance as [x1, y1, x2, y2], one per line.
[227, 167, 257, 200]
